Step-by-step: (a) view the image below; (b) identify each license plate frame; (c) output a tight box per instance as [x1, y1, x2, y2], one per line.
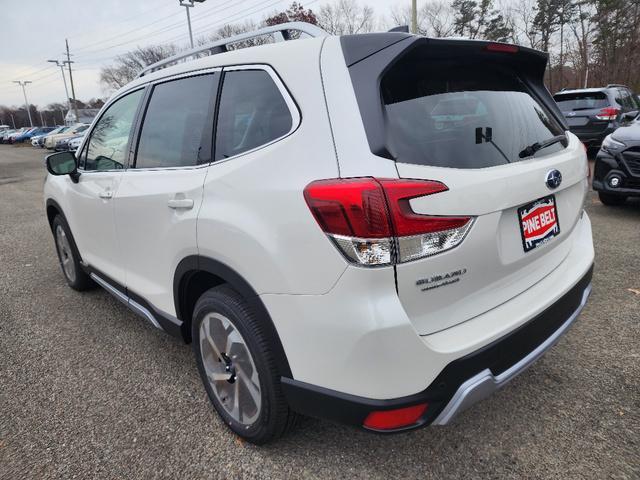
[518, 195, 560, 253]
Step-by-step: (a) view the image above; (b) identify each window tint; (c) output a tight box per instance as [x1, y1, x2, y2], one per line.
[553, 92, 609, 110]
[83, 90, 143, 171]
[135, 74, 217, 169]
[382, 60, 566, 169]
[215, 70, 292, 161]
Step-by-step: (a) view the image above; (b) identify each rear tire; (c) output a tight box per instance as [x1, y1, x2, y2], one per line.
[598, 192, 627, 206]
[52, 215, 94, 291]
[192, 285, 298, 444]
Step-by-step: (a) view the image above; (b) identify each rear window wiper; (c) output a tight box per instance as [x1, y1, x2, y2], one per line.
[519, 134, 567, 158]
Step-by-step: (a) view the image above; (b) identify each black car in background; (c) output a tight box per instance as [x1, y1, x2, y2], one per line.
[553, 85, 639, 147]
[593, 115, 640, 205]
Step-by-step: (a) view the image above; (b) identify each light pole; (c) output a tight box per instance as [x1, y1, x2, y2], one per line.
[584, 41, 592, 88]
[411, 0, 418, 34]
[48, 59, 71, 111]
[179, 0, 206, 49]
[13, 80, 33, 127]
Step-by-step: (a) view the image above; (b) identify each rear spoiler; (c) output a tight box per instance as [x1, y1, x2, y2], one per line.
[341, 35, 568, 159]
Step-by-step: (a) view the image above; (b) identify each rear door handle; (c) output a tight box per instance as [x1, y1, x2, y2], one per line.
[98, 190, 113, 199]
[167, 198, 194, 210]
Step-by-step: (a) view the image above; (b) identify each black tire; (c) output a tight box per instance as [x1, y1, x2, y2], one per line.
[598, 192, 627, 206]
[192, 285, 298, 444]
[51, 215, 94, 291]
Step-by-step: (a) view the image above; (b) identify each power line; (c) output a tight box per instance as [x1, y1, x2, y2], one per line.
[66, 1, 179, 42]
[77, 0, 319, 68]
[75, 0, 241, 59]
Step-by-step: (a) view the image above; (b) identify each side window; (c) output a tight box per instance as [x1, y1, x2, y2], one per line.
[215, 70, 293, 161]
[84, 89, 143, 171]
[135, 74, 217, 169]
[616, 88, 632, 109]
[624, 89, 638, 109]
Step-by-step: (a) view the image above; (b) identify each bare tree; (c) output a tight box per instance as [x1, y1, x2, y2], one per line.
[100, 44, 178, 92]
[388, 1, 455, 37]
[424, 1, 457, 37]
[318, 0, 376, 35]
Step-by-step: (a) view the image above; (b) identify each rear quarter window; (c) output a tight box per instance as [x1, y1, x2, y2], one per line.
[214, 70, 292, 161]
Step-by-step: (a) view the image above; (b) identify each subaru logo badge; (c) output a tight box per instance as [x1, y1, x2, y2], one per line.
[546, 169, 562, 189]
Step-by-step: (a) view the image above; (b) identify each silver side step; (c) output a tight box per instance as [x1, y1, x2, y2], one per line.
[433, 283, 592, 425]
[90, 273, 162, 330]
[137, 21, 329, 78]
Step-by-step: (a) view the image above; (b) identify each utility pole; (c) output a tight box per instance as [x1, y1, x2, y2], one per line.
[13, 81, 33, 127]
[65, 39, 79, 124]
[179, 0, 206, 49]
[39, 110, 46, 126]
[48, 59, 71, 112]
[411, 0, 418, 34]
[10, 113, 15, 128]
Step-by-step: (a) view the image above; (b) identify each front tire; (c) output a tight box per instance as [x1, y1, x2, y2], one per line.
[192, 285, 298, 444]
[598, 192, 627, 206]
[52, 215, 93, 291]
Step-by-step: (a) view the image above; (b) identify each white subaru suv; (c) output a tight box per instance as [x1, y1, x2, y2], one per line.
[44, 23, 594, 444]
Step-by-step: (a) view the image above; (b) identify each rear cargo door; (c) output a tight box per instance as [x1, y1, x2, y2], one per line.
[553, 91, 614, 138]
[346, 38, 589, 335]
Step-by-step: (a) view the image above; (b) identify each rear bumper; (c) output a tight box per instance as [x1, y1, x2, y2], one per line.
[282, 265, 593, 431]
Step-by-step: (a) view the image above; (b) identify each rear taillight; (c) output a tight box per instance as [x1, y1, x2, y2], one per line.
[595, 107, 620, 121]
[304, 178, 473, 266]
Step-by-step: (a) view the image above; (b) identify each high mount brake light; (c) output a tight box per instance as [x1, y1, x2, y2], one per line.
[485, 43, 519, 53]
[595, 107, 620, 121]
[304, 178, 474, 266]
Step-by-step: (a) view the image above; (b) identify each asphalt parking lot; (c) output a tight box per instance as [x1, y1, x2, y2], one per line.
[0, 144, 638, 479]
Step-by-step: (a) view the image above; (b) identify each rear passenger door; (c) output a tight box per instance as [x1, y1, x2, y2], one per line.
[113, 71, 220, 316]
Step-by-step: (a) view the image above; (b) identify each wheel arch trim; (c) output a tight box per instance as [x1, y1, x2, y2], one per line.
[174, 255, 293, 378]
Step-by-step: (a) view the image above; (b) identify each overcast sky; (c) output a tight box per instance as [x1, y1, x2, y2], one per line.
[0, 0, 399, 109]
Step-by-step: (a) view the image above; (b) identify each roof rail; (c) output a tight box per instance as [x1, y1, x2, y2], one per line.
[137, 22, 329, 78]
[606, 83, 628, 88]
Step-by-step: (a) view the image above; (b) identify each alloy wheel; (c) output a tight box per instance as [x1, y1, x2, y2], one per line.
[199, 312, 262, 426]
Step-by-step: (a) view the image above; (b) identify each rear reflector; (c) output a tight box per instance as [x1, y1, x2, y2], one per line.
[363, 403, 428, 430]
[485, 43, 519, 53]
[304, 178, 473, 266]
[595, 107, 620, 121]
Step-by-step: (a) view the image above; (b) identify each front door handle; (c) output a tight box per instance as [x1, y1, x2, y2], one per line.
[167, 198, 194, 210]
[98, 190, 113, 199]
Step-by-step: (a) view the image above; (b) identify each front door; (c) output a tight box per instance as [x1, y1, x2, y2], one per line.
[66, 89, 144, 284]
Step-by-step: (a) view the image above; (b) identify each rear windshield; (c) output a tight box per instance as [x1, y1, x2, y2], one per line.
[553, 92, 609, 110]
[381, 60, 566, 169]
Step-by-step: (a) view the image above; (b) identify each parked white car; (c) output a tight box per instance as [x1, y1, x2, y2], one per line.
[44, 124, 89, 149]
[43, 23, 594, 444]
[32, 126, 67, 147]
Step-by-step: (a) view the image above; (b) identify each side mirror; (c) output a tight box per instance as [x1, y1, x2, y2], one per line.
[622, 110, 638, 122]
[46, 151, 80, 183]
